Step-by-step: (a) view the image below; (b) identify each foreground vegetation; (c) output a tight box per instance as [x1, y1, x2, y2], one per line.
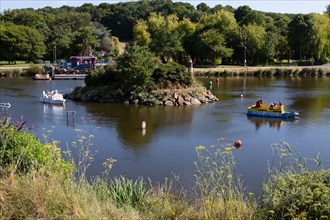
[0, 119, 329, 219]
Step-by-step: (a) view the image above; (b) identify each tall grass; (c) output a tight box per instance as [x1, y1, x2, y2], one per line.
[193, 139, 255, 219]
[259, 141, 330, 219]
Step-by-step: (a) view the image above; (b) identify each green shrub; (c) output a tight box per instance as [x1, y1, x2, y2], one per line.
[261, 170, 330, 219]
[152, 61, 193, 88]
[259, 141, 330, 219]
[0, 118, 73, 175]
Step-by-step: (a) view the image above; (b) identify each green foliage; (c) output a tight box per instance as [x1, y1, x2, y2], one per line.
[261, 170, 330, 219]
[109, 176, 149, 208]
[259, 141, 329, 219]
[0, 118, 73, 175]
[1, 1, 329, 66]
[152, 61, 192, 88]
[116, 44, 156, 95]
[288, 14, 314, 61]
[0, 22, 46, 62]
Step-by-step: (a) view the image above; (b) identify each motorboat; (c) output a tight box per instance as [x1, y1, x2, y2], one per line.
[39, 90, 66, 105]
[247, 100, 299, 119]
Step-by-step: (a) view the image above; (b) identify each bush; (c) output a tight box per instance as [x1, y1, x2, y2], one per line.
[152, 61, 193, 88]
[259, 141, 330, 219]
[261, 170, 330, 219]
[0, 118, 73, 175]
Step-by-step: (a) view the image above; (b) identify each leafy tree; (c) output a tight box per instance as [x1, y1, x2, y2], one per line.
[69, 26, 97, 57]
[146, 13, 184, 63]
[263, 32, 278, 65]
[234, 5, 252, 25]
[310, 13, 330, 62]
[243, 24, 266, 64]
[196, 3, 210, 13]
[288, 14, 313, 61]
[0, 23, 45, 63]
[133, 19, 151, 47]
[241, 10, 267, 26]
[191, 9, 238, 64]
[275, 35, 292, 62]
[116, 45, 156, 95]
[200, 29, 233, 64]
[326, 4, 330, 16]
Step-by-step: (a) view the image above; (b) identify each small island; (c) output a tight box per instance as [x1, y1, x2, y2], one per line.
[65, 45, 218, 105]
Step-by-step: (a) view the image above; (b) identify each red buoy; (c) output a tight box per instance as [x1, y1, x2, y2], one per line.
[234, 140, 242, 148]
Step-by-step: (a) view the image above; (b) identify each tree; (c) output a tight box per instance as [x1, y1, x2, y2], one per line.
[191, 9, 238, 64]
[199, 29, 233, 64]
[263, 32, 278, 65]
[243, 24, 266, 64]
[310, 13, 330, 62]
[196, 3, 210, 13]
[147, 13, 184, 63]
[133, 19, 151, 47]
[0, 23, 46, 63]
[288, 14, 313, 61]
[116, 45, 156, 95]
[326, 4, 330, 16]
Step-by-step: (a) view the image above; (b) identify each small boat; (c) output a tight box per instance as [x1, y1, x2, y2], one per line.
[39, 90, 66, 105]
[247, 100, 299, 119]
[34, 73, 51, 80]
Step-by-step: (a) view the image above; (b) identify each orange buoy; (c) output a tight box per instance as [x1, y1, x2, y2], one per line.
[141, 121, 146, 129]
[234, 140, 242, 148]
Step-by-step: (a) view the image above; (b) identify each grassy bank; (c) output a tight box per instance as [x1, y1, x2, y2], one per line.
[1, 119, 329, 219]
[0, 63, 42, 77]
[193, 65, 330, 77]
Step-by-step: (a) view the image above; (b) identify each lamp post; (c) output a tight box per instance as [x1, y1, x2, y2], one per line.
[244, 45, 247, 68]
[53, 43, 57, 65]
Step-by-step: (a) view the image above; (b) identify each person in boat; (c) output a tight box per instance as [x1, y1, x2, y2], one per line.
[256, 100, 262, 108]
[270, 102, 277, 110]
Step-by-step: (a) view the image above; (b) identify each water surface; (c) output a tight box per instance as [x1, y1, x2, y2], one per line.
[0, 76, 329, 195]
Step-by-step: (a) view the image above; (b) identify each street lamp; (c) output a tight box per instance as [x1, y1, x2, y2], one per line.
[244, 45, 247, 68]
[53, 43, 57, 65]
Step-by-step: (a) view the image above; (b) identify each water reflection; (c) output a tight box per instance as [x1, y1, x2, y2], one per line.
[82, 104, 200, 149]
[247, 116, 297, 130]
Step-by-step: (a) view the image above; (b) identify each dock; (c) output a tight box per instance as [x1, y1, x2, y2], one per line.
[52, 74, 87, 80]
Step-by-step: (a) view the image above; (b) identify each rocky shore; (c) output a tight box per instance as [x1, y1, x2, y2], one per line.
[64, 85, 218, 106]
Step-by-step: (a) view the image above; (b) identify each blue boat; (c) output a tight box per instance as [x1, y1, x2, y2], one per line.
[247, 100, 299, 119]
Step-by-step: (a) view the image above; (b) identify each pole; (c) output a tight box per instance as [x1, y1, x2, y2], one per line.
[53, 44, 57, 65]
[244, 46, 247, 68]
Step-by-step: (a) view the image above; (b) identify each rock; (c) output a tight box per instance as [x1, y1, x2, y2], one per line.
[164, 100, 174, 106]
[177, 95, 185, 105]
[191, 97, 201, 105]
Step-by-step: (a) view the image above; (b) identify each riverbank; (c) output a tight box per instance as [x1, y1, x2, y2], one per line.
[193, 64, 330, 77]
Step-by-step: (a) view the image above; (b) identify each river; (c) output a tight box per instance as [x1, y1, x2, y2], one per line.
[0, 76, 329, 195]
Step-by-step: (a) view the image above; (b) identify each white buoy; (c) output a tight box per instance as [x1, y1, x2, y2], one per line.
[141, 121, 146, 129]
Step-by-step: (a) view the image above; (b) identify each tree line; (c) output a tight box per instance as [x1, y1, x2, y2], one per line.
[0, 0, 329, 65]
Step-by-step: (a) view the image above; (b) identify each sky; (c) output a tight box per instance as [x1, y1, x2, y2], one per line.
[0, 0, 329, 14]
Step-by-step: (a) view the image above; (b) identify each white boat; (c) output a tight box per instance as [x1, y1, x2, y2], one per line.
[39, 90, 66, 105]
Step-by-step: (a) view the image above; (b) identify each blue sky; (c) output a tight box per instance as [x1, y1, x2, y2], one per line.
[0, 0, 329, 14]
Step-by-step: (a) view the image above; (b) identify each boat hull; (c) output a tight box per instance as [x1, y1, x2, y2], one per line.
[246, 110, 298, 119]
[39, 97, 65, 105]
